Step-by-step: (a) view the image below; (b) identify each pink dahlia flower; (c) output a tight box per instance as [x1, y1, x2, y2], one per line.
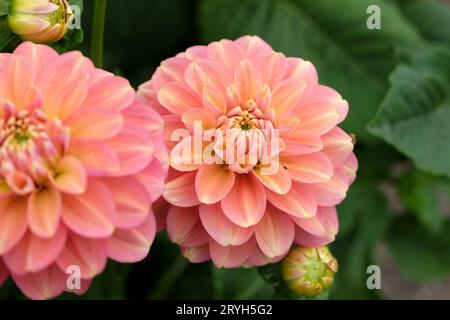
[138, 36, 357, 268]
[0, 42, 168, 299]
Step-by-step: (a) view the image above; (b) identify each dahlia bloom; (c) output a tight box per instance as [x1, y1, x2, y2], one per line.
[138, 36, 357, 268]
[8, 0, 73, 44]
[0, 42, 167, 299]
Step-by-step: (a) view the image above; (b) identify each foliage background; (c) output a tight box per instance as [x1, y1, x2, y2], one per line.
[1, 0, 450, 299]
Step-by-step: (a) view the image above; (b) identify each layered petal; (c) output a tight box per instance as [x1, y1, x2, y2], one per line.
[199, 203, 253, 246]
[221, 174, 267, 227]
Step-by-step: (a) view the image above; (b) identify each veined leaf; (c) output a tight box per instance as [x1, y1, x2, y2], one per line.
[199, 0, 423, 141]
[369, 47, 450, 177]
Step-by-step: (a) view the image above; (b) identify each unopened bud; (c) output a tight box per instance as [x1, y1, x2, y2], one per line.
[8, 0, 73, 44]
[282, 246, 338, 297]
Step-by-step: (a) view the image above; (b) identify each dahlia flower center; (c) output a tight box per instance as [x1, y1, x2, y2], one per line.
[210, 102, 277, 173]
[0, 102, 69, 191]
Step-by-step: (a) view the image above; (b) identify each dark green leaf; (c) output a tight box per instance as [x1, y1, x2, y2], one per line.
[258, 262, 282, 284]
[0, 0, 10, 17]
[212, 267, 273, 299]
[399, 0, 450, 47]
[397, 171, 449, 234]
[368, 47, 450, 177]
[199, 0, 423, 142]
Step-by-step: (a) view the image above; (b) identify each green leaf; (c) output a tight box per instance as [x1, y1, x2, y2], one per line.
[0, 0, 10, 17]
[387, 217, 450, 281]
[212, 266, 273, 299]
[199, 0, 423, 142]
[368, 47, 450, 177]
[399, 0, 450, 47]
[0, 16, 18, 52]
[258, 262, 282, 284]
[397, 171, 449, 234]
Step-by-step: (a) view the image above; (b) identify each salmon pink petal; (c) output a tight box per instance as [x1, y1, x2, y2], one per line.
[234, 60, 260, 102]
[207, 39, 243, 72]
[184, 60, 231, 97]
[67, 111, 124, 140]
[342, 153, 358, 185]
[158, 82, 201, 115]
[267, 183, 317, 219]
[14, 42, 58, 75]
[199, 203, 253, 246]
[0, 198, 28, 255]
[281, 153, 333, 184]
[3, 226, 67, 275]
[294, 227, 333, 247]
[196, 165, 235, 204]
[163, 172, 200, 207]
[135, 158, 168, 202]
[83, 75, 135, 113]
[183, 45, 208, 60]
[57, 234, 107, 279]
[107, 214, 156, 263]
[38, 52, 92, 120]
[68, 279, 92, 296]
[255, 207, 294, 258]
[169, 136, 203, 172]
[301, 85, 348, 124]
[296, 103, 339, 135]
[209, 237, 256, 268]
[202, 85, 227, 115]
[151, 57, 191, 92]
[12, 264, 66, 300]
[106, 176, 150, 229]
[0, 55, 35, 109]
[253, 163, 291, 195]
[294, 207, 338, 246]
[322, 127, 354, 166]
[62, 180, 117, 238]
[166, 206, 208, 247]
[284, 58, 318, 88]
[308, 169, 349, 206]
[181, 244, 211, 263]
[28, 185, 62, 238]
[122, 101, 164, 135]
[5, 170, 35, 195]
[182, 107, 216, 131]
[254, 84, 272, 112]
[254, 51, 286, 87]
[51, 156, 87, 195]
[235, 35, 272, 57]
[221, 174, 267, 228]
[272, 79, 306, 115]
[248, 246, 285, 267]
[69, 140, 120, 176]
[106, 124, 154, 176]
[282, 130, 323, 156]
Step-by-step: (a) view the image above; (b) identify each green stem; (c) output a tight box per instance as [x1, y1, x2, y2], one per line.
[148, 255, 189, 299]
[90, 0, 107, 68]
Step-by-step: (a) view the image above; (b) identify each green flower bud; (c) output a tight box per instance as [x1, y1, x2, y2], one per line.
[281, 246, 338, 297]
[8, 0, 72, 44]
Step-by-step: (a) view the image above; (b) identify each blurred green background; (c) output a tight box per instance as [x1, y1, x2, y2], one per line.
[1, 0, 450, 300]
